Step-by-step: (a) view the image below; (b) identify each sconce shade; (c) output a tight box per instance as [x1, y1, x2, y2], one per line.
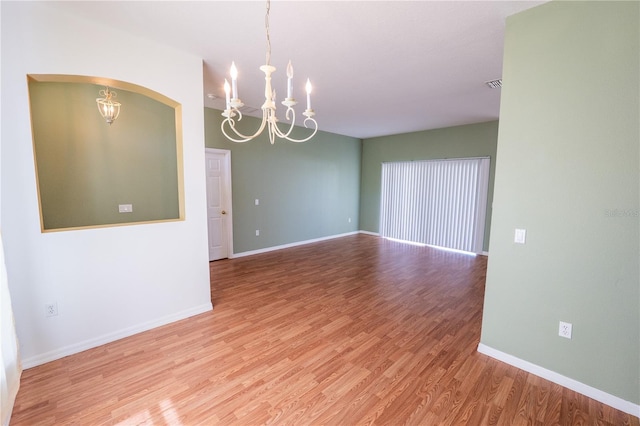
[96, 87, 121, 125]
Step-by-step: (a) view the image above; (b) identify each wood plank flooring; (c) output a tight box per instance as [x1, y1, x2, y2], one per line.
[11, 234, 639, 425]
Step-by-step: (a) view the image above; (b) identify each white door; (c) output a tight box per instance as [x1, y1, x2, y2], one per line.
[205, 149, 232, 261]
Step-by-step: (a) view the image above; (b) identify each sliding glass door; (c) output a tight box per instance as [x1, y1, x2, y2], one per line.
[380, 158, 490, 253]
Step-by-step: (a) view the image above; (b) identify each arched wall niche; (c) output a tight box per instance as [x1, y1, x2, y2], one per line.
[27, 74, 185, 232]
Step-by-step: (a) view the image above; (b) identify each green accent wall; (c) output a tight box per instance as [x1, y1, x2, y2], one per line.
[204, 108, 361, 253]
[481, 1, 639, 404]
[360, 121, 499, 252]
[29, 81, 180, 230]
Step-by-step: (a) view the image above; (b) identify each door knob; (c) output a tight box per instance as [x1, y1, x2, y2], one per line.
[221, 210, 227, 215]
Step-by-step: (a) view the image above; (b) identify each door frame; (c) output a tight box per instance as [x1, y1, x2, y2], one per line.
[205, 148, 233, 259]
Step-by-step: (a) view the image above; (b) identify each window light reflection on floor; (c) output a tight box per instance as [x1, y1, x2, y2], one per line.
[384, 237, 477, 256]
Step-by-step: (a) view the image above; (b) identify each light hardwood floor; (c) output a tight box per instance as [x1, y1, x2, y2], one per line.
[10, 234, 639, 425]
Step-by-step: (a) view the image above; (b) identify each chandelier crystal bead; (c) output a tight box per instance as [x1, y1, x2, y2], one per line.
[221, 0, 318, 144]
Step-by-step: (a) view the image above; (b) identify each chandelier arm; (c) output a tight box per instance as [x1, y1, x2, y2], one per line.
[269, 120, 276, 145]
[270, 122, 293, 140]
[221, 122, 252, 143]
[284, 118, 318, 143]
[221, 109, 270, 143]
[269, 106, 297, 139]
[270, 111, 318, 143]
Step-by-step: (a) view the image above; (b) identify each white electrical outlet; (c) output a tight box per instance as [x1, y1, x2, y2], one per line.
[255, 199, 260, 206]
[255, 230, 260, 236]
[559, 321, 572, 339]
[118, 204, 133, 213]
[348, 217, 352, 223]
[45, 302, 58, 317]
[514, 228, 526, 244]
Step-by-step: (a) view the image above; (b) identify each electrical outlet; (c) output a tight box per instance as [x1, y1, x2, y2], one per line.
[45, 302, 58, 317]
[255, 229, 260, 236]
[348, 217, 352, 223]
[559, 321, 572, 339]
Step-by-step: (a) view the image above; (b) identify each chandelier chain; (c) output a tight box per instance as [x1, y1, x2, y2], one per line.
[265, 0, 271, 66]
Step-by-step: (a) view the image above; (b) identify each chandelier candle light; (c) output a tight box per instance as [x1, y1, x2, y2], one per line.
[96, 87, 121, 125]
[221, 0, 318, 144]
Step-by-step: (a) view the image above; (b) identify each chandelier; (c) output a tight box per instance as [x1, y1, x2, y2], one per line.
[96, 87, 121, 125]
[221, 0, 317, 144]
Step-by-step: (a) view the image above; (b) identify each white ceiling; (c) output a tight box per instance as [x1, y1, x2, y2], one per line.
[53, 1, 546, 139]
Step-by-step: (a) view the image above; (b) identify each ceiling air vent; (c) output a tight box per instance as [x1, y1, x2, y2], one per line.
[485, 79, 502, 89]
[239, 105, 261, 115]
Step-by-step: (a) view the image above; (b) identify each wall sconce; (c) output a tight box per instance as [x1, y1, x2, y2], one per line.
[96, 87, 121, 125]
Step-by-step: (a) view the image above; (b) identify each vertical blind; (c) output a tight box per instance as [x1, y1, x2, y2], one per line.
[380, 157, 490, 253]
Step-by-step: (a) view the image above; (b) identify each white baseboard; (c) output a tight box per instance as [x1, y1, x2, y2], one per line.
[231, 231, 361, 258]
[22, 303, 213, 369]
[481, 251, 489, 256]
[477, 343, 640, 418]
[358, 230, 380, 236]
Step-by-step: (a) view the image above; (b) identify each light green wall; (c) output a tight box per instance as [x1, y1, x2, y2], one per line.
[481, 1, 639, 404]
[360, 121, 499, 252]
[29, 81, 180, 230]
[204, 108, 361, 253]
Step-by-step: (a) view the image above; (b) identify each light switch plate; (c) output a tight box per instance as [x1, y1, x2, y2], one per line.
[119, 204, 133, 213]
[514, 228, 526, 244]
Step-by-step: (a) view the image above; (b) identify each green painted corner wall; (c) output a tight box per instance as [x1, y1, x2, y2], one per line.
[204, 108, 361, 254]
[360, 121, 499, 252]
[29, 81, 180, 230]
[481, 0, 639, 404]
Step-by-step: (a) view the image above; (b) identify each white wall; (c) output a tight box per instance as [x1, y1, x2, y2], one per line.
[1, 232, 21, 426]
[1, 2, 212, 367]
